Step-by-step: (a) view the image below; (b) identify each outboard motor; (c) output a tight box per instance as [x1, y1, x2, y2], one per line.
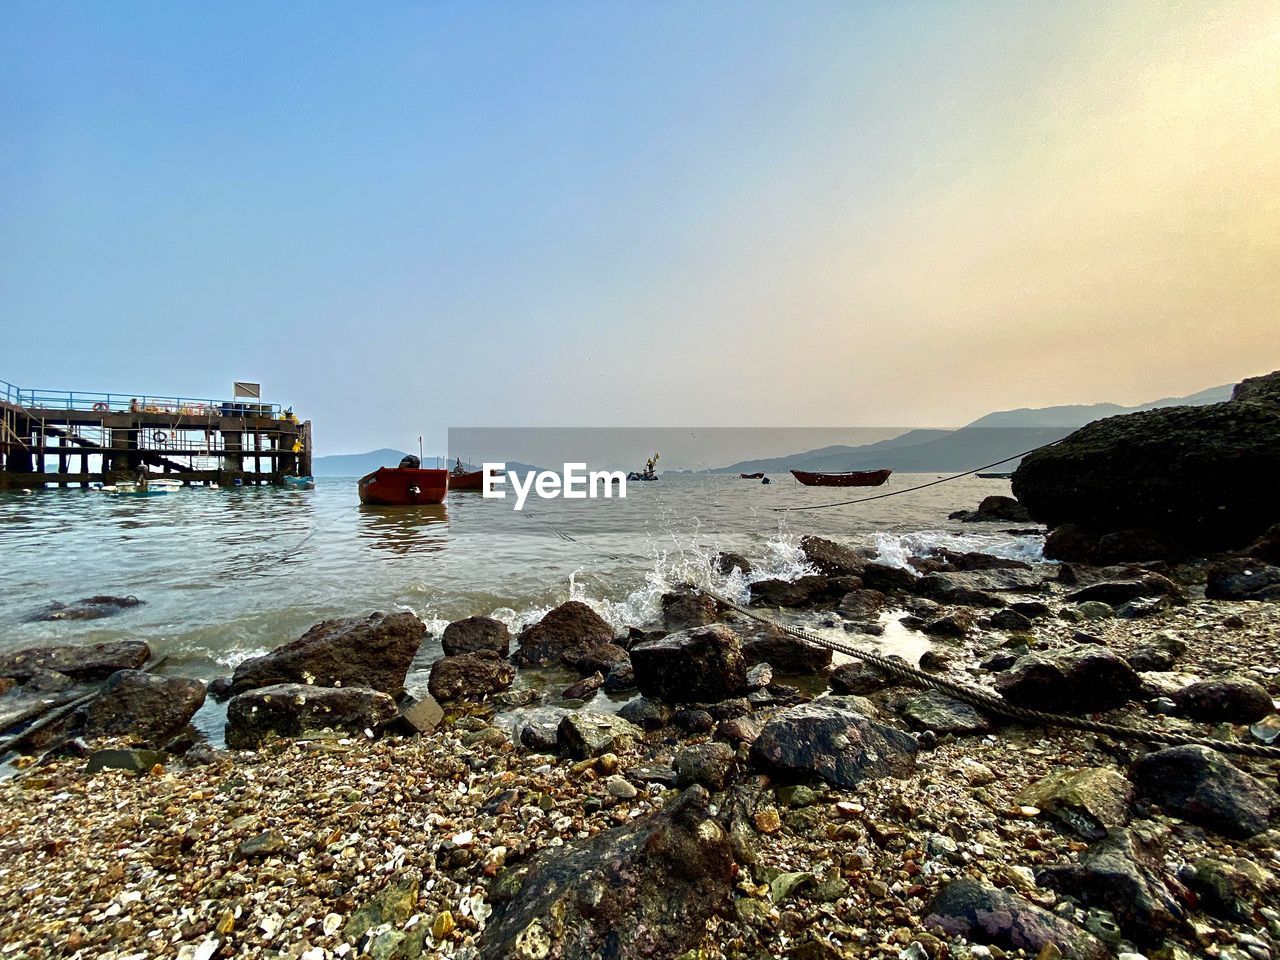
[399, 454, 421, 469]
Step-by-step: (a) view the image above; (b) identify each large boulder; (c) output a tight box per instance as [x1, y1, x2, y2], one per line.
[630, 624, 748, 703]
[1130, 745, 1278, 838]
[994, 644, 1143, 714]
[1012, 373, 1280, 554]
[917, 568, 1047, 607]
[924, 878, 1109, 960]
[1016, 767, 1133, 841]
[83, 670, 207, 744]
[0, 641, 150, 682]
[799, 536, 867, 576]
[427, 651, 516, 702]
[736, 621, 832, 674]
[556, 712, 644, 760]
[749, 697, 917, 788]
[231, 611, 424, 695]
[514, 601, 615, 666]
[225, 684, 398, 749]
[748, 575, 841, 608]
[483, 786, 735, 960]
[660, 589, 718, 631]
[1172, 675, 1274, 723]
[1066, 573, 1187, 607]
[441, 616, 511, 657]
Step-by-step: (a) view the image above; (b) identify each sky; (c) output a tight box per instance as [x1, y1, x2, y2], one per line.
[2, 1, 1277, 454]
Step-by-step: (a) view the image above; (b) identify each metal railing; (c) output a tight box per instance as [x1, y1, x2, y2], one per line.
[0, 378, 283, 417]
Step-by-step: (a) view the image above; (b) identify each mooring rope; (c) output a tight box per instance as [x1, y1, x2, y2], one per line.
[696, 583, 1280, 759]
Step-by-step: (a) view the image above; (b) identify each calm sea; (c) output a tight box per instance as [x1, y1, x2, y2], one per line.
[0, 474, 1041, 742]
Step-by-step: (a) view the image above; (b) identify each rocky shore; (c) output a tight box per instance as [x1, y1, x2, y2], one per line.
[2, 529, 1279, 960]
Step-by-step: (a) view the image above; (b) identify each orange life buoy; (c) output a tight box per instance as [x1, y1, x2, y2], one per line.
[92, 402, 108, 412]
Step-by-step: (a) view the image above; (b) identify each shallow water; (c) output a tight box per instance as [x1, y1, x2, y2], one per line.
[0, 474, 1040, 744]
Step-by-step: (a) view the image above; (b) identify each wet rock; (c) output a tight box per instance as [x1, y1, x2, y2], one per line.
[562, 642, 630, 675]
[1172, 675, 1273, 723]
[1012, 375, 1280, 554]
[858, 562, 919, 594]
[224, 683, 398, 749]
[749, 576, 841, 608]
[556, 711, 643, 759]
[1125, 633, 1187, 672]
[1067, 574, 1187, 607]
[397, 694, 443, 733]
[484, 786, 734, 960]
[916, 548, 1032, 572]
[829, 659, 902, 695]
[514, 601, 615, 666]
[561, 672, 603, 701]
[344, 869, 420, 941]
[924, 878, 1108, 960]
[22, 669, 72, 693]
[1179, 855, 1277, 922]
[602, 659, 635, 692]
[427, 651, 516, 702]
[231, 611, 425, 696]
[1017, 767, 1133, 841]
[674, 742, 737, 790]
[901, 691, 990, 735]
[31, 595, 143, 622]
[994, 644, 1143, 714]
[715, 715, 762, 747]
[0, 641, 151, 683]
[923, 612, 976, 637]
[661, 589, 718, 631]
[617, 697, 671, 731]
[737, 621, 832, 674]
[715, 551, 753, 576]
[630, 624, 748, 703]
[1037, 826, 1183, 943]
[85, 748, 168, 773]
[917, 649, 951, 672]
[746, 662, 773, 689]
[441, 615, 511, 657]
[83, 670, 207, 745]
[1010, 599, 1052, 619]
[987, 608, 1033, 631]
[1074, 600, 1114, 621]
[1248, 523, 1280, 564]
[749, 697, 917, 788]
[1130, 745, 1278, 838]
[836, 588, 886, 620]
[673, 707, 715, 734]
[800, 536, 868, 576]
[919, 568, 1047, 605]
[1204, 558, 1280, 601]
[948, 495, 1032, 523]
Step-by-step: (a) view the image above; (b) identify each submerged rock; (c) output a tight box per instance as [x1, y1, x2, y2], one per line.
[514, 601, 615, 666]
[231, 611, 424, 696]
[224, 683, 398, 749]
[924, 878, 1108, 960]
[83, 670, 207, 745]
[994, 644, 1142, 714]
[440, 616, 511, 657]
[31, 595, 143, 622]
[0, 641, 150, 683]
[1130, 745, 1278, 838]
[483, 786, 735, 960]
[749, 697, 917, 788]
[630, 624, 748, 703]
[428, 651, 516, 702]
[947, 495, 1031, 524]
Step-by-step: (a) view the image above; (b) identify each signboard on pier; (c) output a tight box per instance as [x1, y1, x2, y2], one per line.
[233, 382, 261, 399]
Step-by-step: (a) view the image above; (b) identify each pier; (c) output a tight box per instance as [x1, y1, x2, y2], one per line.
[0, 379, 312, 489]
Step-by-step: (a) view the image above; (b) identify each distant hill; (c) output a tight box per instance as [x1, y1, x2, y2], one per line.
[313, 449, 543, 477]
[706, 381, 1235, 474]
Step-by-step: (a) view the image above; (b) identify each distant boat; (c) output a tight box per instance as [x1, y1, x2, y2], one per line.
[739, 472, 764, 479]
[359, 455, 448, 506]
[283, 475, 316, 490]
[790, 468, 892, 488]
[976, 472, 1013, 480]
[449, 469, 484, 491]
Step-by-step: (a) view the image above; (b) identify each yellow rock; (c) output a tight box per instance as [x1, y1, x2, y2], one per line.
[753, 807, 782, 835]
[215, 910, 235, 935]
[431, 910, 455, 940]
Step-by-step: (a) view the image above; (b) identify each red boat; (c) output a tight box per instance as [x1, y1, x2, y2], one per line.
[739, 472, 764, 479]
[790, 468, 892, 487]
[449, 469, 484, 491]
[359, 456, 449, 505]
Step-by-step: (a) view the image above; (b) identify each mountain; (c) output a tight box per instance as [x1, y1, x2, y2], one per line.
[706, 381, 1235, 474]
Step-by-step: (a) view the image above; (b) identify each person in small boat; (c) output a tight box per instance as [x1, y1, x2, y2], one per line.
[452, 457, 468, 476]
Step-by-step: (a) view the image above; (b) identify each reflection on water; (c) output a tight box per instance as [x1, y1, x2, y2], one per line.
[357, 504, 449, 556]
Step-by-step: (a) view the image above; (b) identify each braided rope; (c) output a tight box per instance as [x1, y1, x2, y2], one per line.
[696, 584, 1280, 760]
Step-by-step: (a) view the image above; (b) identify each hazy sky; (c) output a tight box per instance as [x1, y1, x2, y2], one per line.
[2, 2, 1277, 453]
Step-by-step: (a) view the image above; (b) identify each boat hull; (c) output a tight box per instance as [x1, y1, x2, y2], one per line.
[449, 470, 484, 491]
[358, 467, 448, 506]
[790, 469, 892, 488]
[740, 472, 764, 479]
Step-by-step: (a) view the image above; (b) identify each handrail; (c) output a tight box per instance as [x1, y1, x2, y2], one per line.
[0, 379, 282, 416]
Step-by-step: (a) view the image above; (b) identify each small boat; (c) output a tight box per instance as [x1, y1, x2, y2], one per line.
[359, 455, 447, 506]
[740, 472, 764, 479]
[790, 468, 892, 488]
[761, 476, 770, 484]
[449, 470, 484, 491]
[976, 472, 1013, 480]
[283, 475, 316, 490]
[628, 452, 660, 482]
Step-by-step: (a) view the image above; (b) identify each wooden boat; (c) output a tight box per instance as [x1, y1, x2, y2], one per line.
[790, 468, 892, 488]
[740, 472, 764, 479]
[359, 462, 448, 506]
[449, 469, 484, 491]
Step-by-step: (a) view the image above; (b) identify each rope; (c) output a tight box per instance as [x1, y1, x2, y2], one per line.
[774, 442, 1058, 512]
[696, 584, 1280, 759]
